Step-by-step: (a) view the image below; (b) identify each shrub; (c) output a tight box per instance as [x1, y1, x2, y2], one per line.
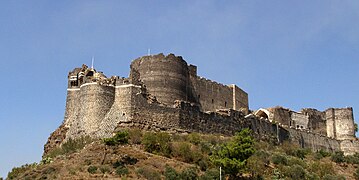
[345, 152, 359, 164]
[197, 158, 209, 171]
[308, 161, 334, 178]
[199, 141, 211, 154]
[271, 169, 284, 180]
[172, 142, 203, 164]
[128, 128, 143, 144]
[284, 165, 306, 179]
[87, 166, 97, 174]
[180, 167, 198, 180]
[287, 157, 306, 168]
[331, 151, 345, 163]
[116, 166, 129, 176]
[122, 155, 138, 165]
[295, 148, 311, 159]
[103, 130, 129, 146]
[306, 173, 320, 180]
[188, 133, 201, 145]
[322, 174, 345, 180]
[7, 163, 37, 179]
[142, 132, 172, 157]
[164, 165, 180, 180]
[199, 168, 221, 180]
[281, 141, 299, 156]
[271, 153, 288, 165]
[99, 165, 111, 174]
[247, 150, 270, 177]
[47, 136, 93, 158]
[314, 149, 331, 160]
[136, 167, 161, 180]
[354, 168, 359, 180]
[42, 167, 56, 174]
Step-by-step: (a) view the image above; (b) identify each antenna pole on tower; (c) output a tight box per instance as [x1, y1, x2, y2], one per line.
[148, 48, 151, 56]
[91, 56, 94, 69]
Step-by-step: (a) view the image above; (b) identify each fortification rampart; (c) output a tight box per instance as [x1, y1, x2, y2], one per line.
[43, 53, 358, 157]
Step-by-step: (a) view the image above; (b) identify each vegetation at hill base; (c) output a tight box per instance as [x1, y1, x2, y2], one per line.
[7, 128, 359, 179]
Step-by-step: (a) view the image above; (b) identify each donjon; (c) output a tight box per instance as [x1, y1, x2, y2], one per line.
[44, 53, 359, 156]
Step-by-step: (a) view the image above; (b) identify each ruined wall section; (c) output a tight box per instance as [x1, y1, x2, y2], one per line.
[130, 53, 189, 106]
[291, 112, 309, 129]
[326, 108, 355, 140]
[301, 108, 326, 135]
[230, 85, 249, 112]
[267, 107, 292, 126]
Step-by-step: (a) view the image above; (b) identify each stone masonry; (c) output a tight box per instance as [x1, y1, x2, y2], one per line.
[44, 53, 359, 156]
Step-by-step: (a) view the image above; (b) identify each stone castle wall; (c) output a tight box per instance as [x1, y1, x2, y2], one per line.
[43, 53, 358, 156]
[130, 53, 249, 113]
[326, 107, 355, 140]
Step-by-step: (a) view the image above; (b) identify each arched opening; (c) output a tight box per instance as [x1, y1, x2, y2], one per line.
[86, 71, 94, 77]
[254, 109, 271, 120]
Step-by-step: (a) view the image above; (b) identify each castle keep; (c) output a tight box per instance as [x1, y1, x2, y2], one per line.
[44, 53, 359, 156]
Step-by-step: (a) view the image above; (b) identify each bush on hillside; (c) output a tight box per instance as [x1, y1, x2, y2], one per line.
[136, 167, 161, 180]
[128, 128, 142, 144]
[7, 163, 37, 180]
[103, 130, 129, 146]
[331, 151, 345, 163]
[164, 165, 180, 180]
[180, 167, 198, 180]
[199, 168, 222, 180]
[354, 168, 359, 180]
[46, 136, 93, 158]
[272, 153, 288, 165]
[87, 166, 97, 174]
[308, 161, 334, 178]
[142, 132, 172, 157]
[283, 165, 306, 179]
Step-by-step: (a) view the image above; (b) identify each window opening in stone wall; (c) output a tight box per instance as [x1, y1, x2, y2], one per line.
[225, 101, 227, 107]
[122, 113, 125, 116]
[198, 95, 200, 99]
[212, 99, 214, 104]
[71, 81, 78, 87]
[300, 126, 303, 129]
[290, 121, 292, 126]
[297, 125, 299, 129]
[86, 71, 94, 77]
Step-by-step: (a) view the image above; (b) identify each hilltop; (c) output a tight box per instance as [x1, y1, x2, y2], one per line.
[7, 129, 359, 179]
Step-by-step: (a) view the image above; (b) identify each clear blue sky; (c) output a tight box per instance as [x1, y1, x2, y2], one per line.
[1, 0, 358, 178]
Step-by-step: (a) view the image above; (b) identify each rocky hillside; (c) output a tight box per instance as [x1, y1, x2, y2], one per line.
[6, 129, 359, 179]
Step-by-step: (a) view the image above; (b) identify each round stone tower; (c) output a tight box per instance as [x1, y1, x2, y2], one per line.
[130, 53, 189, 106]
[76, 83, 115, 136]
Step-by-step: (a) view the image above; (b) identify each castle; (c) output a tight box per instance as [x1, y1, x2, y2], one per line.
[44, 53, 359, 156]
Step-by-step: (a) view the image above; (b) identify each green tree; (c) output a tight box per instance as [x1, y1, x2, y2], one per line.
[210, 128, 255, 178]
